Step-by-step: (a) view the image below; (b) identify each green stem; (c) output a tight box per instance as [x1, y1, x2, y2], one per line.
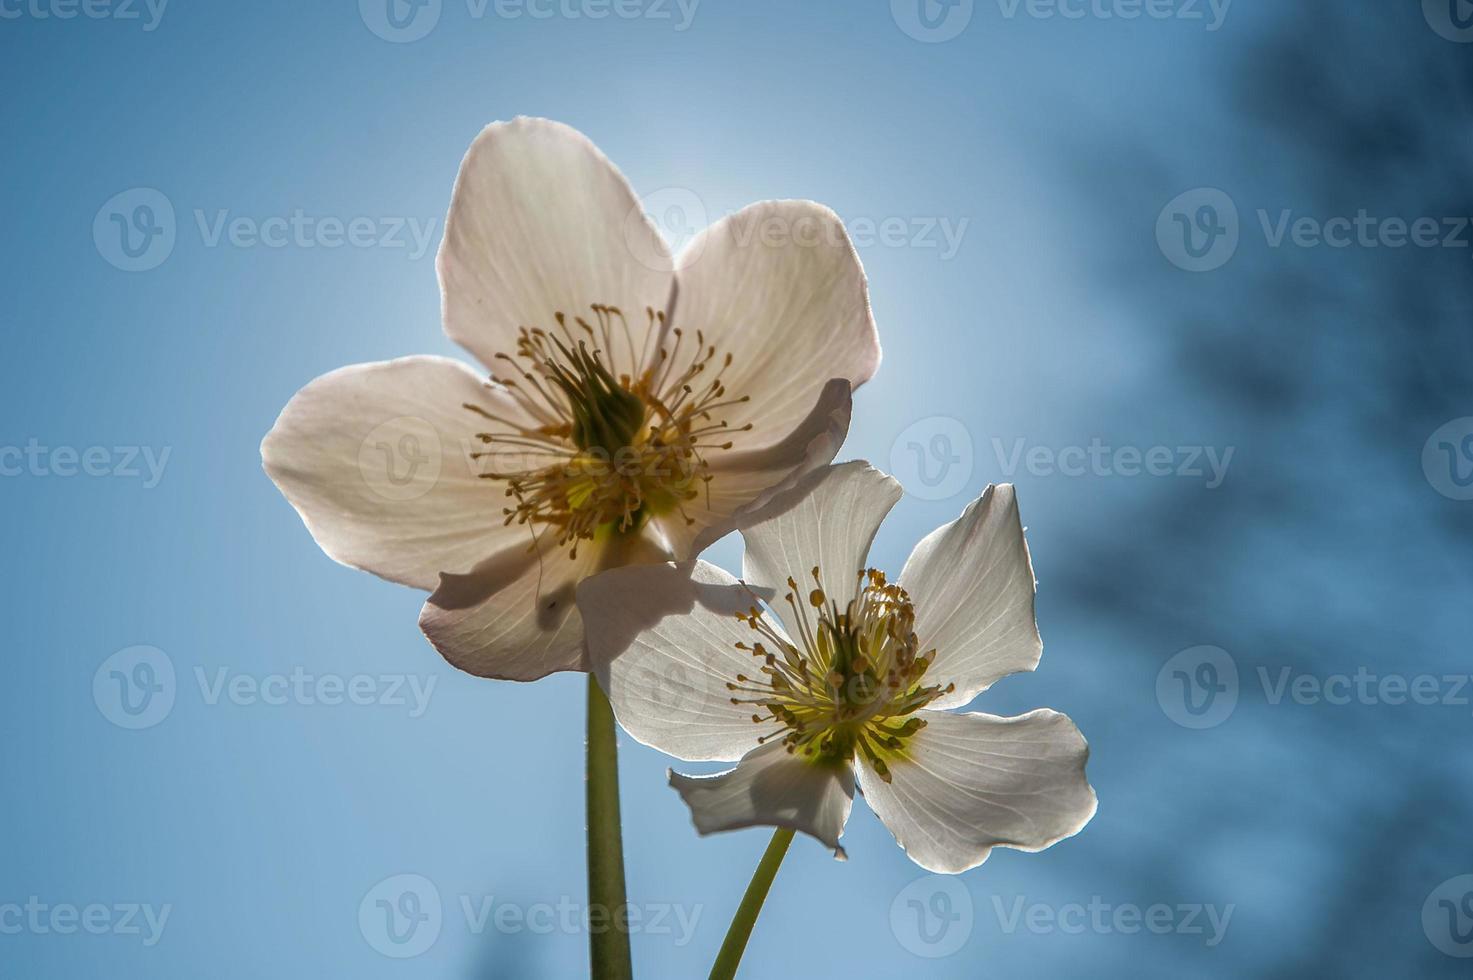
[587, 674, 633, 980]
[708, 829, 795, 980]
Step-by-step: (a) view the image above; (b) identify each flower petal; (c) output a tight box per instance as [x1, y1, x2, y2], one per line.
[654, 378, 852, 561]
[672, 200, 880, 451]
[858, 709, 1097, 875]
[420, 530, 668, 681]
[577, 559, 781, 761]
[669, 743, 855, 856]
[261, 356, 528, 591]
[737, 462, 903, 620]
[439, 117, 674, 373]
[899, 484, 1042, 709]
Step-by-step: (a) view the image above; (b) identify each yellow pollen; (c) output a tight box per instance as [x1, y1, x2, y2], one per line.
[462, 304, 750, 557]
[727, 567, 948, 779]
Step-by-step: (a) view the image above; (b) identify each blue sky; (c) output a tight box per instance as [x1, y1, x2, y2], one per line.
[3, 1, 1471, 976]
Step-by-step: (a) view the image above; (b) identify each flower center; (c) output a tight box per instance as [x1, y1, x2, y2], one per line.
[465, 304, 751, 558]
[727, 568, 954, 782]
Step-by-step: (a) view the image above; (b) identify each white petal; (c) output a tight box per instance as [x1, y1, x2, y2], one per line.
[858, 709, 1097, 875]
[420, 530, 667, 681]
[577, 560, 781, 761]
[672, 200, 880, 451]
[738, 462, 902, 619]
[654, 378, 852, 561]
[261, 356, 527, 591]
[899, 484, 1042, 710]
[669, 742, 855, 856]
[438, 117, 674, 373]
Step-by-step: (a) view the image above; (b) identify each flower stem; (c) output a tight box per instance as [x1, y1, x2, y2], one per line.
[708, 829, 795, 980]
[587, 674, 633, 980]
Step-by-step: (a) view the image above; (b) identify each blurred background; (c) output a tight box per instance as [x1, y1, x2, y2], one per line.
[3, 1, 1471, 976]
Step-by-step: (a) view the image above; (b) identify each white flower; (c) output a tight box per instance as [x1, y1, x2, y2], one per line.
[577, 463, 1097, 873]
[262, 118, 879, 681]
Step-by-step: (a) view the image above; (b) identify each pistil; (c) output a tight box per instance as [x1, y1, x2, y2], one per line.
[727, 567, 954, 780]
[463, 304, 751, 558]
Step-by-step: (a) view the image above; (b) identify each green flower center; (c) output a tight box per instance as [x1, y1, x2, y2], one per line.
[728, 568, 955, 782]
[464, 305, 751, 558]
